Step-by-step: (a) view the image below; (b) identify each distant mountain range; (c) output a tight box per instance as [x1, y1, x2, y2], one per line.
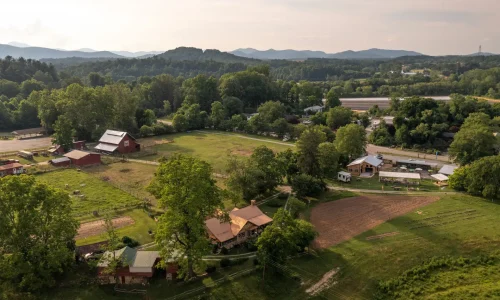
[230, 48, 424, 60]
[156, 47, 257, 63]
[0, 44, 123, 60]
[4, 42, 161, 58]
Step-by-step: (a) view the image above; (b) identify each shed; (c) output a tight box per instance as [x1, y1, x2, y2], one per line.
[11, 127, 46, 139]
[438, 165, 458, 176]
[304, 106, 324, 114]
[347, 156, 383, 176]
[0, 163, 24, 177]
[396, 159, 437, 171]
[379, 171, 421, 183]
[431, 173, 449, 186]
[64, 150, 101, 166]
[50, 157, 71, 167]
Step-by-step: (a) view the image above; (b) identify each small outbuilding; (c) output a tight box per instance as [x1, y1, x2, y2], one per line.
[11, 127, 46, 139]
[379, 171, 421, 183]
[0, 163, 24, 177]
[337, 171, 352, 183]
[347, 156, 383, 176]
[50, 157, 71, 167]
[431, 173, 449, 186]
[396, 159, 437, 171]
[438, 165, 458, 176]
[64, 150, 101, 167]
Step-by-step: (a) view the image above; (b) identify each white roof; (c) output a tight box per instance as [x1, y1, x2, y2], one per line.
[338, 171, 351, 176]
[348, 156, 383, 167]
[379, 171, 421, 180]
[438, 165, 458, 176]
[99, 130, 134, 145]
[95, 143, 119, 152]
[431, 174, 449, 181]
[304, 106, 323, 112]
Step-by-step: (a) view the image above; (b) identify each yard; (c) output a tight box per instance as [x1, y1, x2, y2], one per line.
[329, 173, 449, 192]
[1, 153, 53, 165]
[139, 131, 294, 172]
[36, 169, 142, 220]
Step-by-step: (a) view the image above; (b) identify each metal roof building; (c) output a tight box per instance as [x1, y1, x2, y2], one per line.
[438, 165, 458, 176]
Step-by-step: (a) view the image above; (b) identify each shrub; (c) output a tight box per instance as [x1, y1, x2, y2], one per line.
[266, 197, 285, 207]
[221, 247, 229, 255]
[205, 263, 217, 274]
[245, 240, 258, 251]
[121, 236, 139, 248]
[232, 258, 249, 266]
[253, 258, 260, 265]
[220, 258, 231, 268]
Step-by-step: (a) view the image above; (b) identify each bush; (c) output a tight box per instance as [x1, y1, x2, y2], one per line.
[140, 125, 153, 137]
[253, 258, 260, 265]
[205, 263, 217, 274]
[220, 258, 231, 268]
[245, 240, 258, 251]
[291, 174, 326, 197]
[152, 122, 174, 135]
[232, 258, 249, 266]
[266, 197, 285, 207]
[221, 247, 229, 255]
[121, 236, 139, 248]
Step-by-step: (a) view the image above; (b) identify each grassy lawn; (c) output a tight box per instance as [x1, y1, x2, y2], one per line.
[76, 209, 157, 246]
[36, 169, 141, 220]
[329, 174, 449, 192]
[1, 154, 53, 165]
[85, 161, 157, 204]
[139, 131, 293, 172]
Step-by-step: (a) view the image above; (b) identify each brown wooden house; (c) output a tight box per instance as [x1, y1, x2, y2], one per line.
[347, 156, 383, 176]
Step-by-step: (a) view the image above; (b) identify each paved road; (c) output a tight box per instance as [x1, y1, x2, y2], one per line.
[366, 144, 451, 164]
[0, 137, 52, 153]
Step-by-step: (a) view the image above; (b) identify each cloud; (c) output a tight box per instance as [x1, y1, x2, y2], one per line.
[387, 10, 492, 25]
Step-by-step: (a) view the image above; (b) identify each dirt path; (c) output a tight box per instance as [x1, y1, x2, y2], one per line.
[0, 136, 52, 153]
[310, 195, 439, 248]
[194, 130, 295, 147]
[77, 216, 135, 239]
[366, 144, 450, 163]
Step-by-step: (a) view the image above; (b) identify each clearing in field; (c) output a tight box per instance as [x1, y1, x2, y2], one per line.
[36, 169, 141, 220]
[77, 216, 134, 239]
[140, 131, 293, 172]
[311, 194, 439, 248]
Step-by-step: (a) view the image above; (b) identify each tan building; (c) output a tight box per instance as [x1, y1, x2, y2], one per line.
[205, 201, 273, 249]
[347, 156, 383, 176]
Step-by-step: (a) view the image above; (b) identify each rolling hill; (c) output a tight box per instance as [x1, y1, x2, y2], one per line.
[231, 47, 424, 60]
[0, 44, 124, 59]
[157, 47, 258, 63]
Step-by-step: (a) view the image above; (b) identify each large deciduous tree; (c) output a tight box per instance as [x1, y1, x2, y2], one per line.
[52, 115, 75, 151]
[325, 88, 341, 109]
[148, 155, 225, 279]
[0, 175, 78, 293]
[296, 126, 327, 177]
[334, 124, 367, 159]
[326, 106, 353, 130]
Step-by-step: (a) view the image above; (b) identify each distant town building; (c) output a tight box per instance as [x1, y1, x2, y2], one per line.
[0, 163, 24, 177]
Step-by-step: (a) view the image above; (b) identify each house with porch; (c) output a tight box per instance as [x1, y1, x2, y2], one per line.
[205, 200, 273, 249]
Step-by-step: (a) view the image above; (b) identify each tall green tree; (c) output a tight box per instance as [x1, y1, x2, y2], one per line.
[181, 74, 219, 112]
[0, 175, 78, 293]
[296, 126, 327, 177]
[334, 124, 367, 158]
[326, 106, 353, 129]
[210, 101, 225, 129]
[52, 115, 75, 151]
[318, 142, 340, 178]
[325, 88, 341, 109]
[148, 155, 225, 279]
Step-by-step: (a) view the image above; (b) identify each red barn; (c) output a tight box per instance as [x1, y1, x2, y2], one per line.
[64, 150, 101, 166]
[50, 157, 71, 167]
[95, 130, 140, 154]
[73, 140, 86, 150]
[0, 163, 24, 177]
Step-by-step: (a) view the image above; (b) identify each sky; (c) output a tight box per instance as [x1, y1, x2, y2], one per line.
[1, 0, 498, 55]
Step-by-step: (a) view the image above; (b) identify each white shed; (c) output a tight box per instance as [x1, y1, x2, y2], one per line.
[337, 171, 352, 183]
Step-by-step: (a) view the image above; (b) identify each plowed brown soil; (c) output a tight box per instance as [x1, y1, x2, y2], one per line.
[311, 195, 439, 248]
[77, 216, 134, 239]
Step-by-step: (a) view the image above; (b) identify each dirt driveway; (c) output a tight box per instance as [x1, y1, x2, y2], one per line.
[0, 137, 52, 152]
[77, 216, 135, 239]
[310, 195, 439, 248]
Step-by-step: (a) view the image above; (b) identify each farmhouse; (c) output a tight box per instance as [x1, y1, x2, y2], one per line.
[64, 150, 101, 166]
[347, 156, 383, 176]
[205, 200, 273, 249]
[0, 163, 24, 177]
[97, 246, 178, 284]
[95, 130, 139, 154]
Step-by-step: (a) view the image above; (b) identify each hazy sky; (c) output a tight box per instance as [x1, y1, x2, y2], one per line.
[1, 0, 498, 55]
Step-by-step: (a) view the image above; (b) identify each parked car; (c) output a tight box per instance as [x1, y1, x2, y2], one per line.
[376, 154, 383, 159]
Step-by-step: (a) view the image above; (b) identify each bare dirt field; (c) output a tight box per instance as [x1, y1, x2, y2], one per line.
[77, 216, 135, 239]
[310, 195, 439, 248]
[0, 136, 52, 152]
